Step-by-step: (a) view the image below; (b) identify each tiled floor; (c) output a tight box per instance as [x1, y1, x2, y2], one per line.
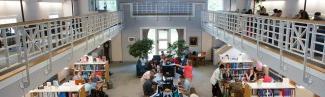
[105, 62, 217, 97]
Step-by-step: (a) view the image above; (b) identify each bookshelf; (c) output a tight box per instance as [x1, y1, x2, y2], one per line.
[73, 61, 110, 82]
[244, 82, 295, 97]
[221, 59, 253, 80]
[29, 85, 86, 97]
[73, 55, 110, 82]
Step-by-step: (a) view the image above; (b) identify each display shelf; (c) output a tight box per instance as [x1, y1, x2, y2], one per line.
[29, 85, 86, 97]
[224, 62, 253, 80]
[244, 82, 295, 97]
[73, 55, 110, 82]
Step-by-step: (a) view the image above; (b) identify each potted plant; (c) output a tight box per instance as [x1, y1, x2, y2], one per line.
[128, 38, 154, 59]
[167, 40, 189, 58]
[128, 38, 153, 77]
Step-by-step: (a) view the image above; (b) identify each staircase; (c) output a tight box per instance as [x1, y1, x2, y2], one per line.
[0, 12, 123, 97]
[202, 11, 325, 97]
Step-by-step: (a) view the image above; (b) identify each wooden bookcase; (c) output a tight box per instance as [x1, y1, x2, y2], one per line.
[74, 61, 110, 82]
[244, 82, 295, 97]
[29, 85, 86, 97]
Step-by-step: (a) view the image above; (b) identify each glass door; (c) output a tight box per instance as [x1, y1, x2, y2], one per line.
[157, 29, 170, 55]
[144, 28, 180, 59]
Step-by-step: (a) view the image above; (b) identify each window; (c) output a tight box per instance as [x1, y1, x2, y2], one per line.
[133, 0, 193, 16]
[98, 0, 117, 11]
[208, 0, 223, 11]
[0, 18, 17, 34]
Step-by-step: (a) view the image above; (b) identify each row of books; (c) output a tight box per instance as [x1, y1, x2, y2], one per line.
[225, 63, 251, 69]
[253, 89, 294, 96]
[74, 65, 105, 71]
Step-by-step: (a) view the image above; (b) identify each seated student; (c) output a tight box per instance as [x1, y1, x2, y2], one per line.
[141, 69, 156, 83]
[189, 88, 199, 97]
[84, 79, 92, 96]
[262, 72, 273, 83]
[179, 75, 191, 94]
[89, 72, 103, 83]
[314, 12, 324, 21]
[73, 71, 83, 81]
[271, 9, 278, 17]
[275, 10, 282, 17]
[143, 75, 155, 97]
[244, 67, 257, 82]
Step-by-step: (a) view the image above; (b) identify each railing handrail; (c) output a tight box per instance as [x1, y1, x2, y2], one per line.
[209, 11, 325, 25]
[0, 11, 119, 28]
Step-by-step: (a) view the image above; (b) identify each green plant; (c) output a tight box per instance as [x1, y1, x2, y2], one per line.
[167, 40, 189, 58]
[128, 39, 154, 58]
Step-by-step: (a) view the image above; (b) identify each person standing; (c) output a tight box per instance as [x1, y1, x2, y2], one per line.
[210, 64, 224, 97]
[176, 60, 193, 81]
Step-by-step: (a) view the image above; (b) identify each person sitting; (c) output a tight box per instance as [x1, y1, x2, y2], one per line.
[189, 88, 199, 97]
[262, 72, 273, 83]
[72, 71, 83, 81]
[178, 75, 191, 94]
[300, 11, 310, 20]
[314, 12, 324, 21]
[271, 9, 278, 17]
[141, 69, 156, 84]
[143, 75, 155, 97]
[84, 79, 93, 96]
[244, 67, 257, 82]
[275, 10, 282, 17]
[245, 9, 253, 14]
[89, 72, 103, 83]
[259, 6, 269, 16]
[294, 10, 304, 19]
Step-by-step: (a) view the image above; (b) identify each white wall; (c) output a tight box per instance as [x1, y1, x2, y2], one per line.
[0, 0, 73, 22]
[0, 1, 23, 21]
[201, 31, 213, 60]
[120, 3, 211, 62]
[111, 33, 123, 62]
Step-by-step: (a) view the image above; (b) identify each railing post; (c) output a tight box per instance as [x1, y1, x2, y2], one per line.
[46, 22, 53, 74]
[303, 24, 313, 83]
[279, 20, 285, 71]
[256, 17, 261, 59]
[1, 29, 10, 67]
[21, 26, 30, 87]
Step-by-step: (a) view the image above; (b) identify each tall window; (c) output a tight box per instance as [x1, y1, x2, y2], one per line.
[98, 0, 117, 11]
[208, 0, 223, 11]
[0, 18, 17, 34]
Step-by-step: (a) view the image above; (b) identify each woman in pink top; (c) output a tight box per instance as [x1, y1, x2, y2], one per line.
[177, 60, 193, 81]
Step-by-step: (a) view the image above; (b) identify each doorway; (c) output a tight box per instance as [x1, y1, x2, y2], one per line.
[141, 28, 185, 59]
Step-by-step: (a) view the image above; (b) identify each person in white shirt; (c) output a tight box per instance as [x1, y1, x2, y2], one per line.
[210, 64, 224, 97]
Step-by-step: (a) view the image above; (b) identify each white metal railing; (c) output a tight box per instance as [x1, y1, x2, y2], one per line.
[0, 12, 123, 73]
[202, 11, 325, 67]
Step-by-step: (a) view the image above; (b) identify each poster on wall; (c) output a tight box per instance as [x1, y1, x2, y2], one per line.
[189, 36, 198, 46]
[128, 37, 136, 42]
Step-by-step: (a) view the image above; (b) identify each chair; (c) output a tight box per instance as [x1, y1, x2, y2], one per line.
[198, 52, 206, 66]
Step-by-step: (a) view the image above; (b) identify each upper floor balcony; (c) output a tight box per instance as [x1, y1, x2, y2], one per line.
[202, 11, 325, 97]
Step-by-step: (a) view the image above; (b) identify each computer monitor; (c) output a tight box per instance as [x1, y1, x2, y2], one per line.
[162, 64, 175, 77]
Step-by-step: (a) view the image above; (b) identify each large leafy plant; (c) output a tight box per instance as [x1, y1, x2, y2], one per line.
[167, 40, 189, 58]
[128, 39, 154, 58]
